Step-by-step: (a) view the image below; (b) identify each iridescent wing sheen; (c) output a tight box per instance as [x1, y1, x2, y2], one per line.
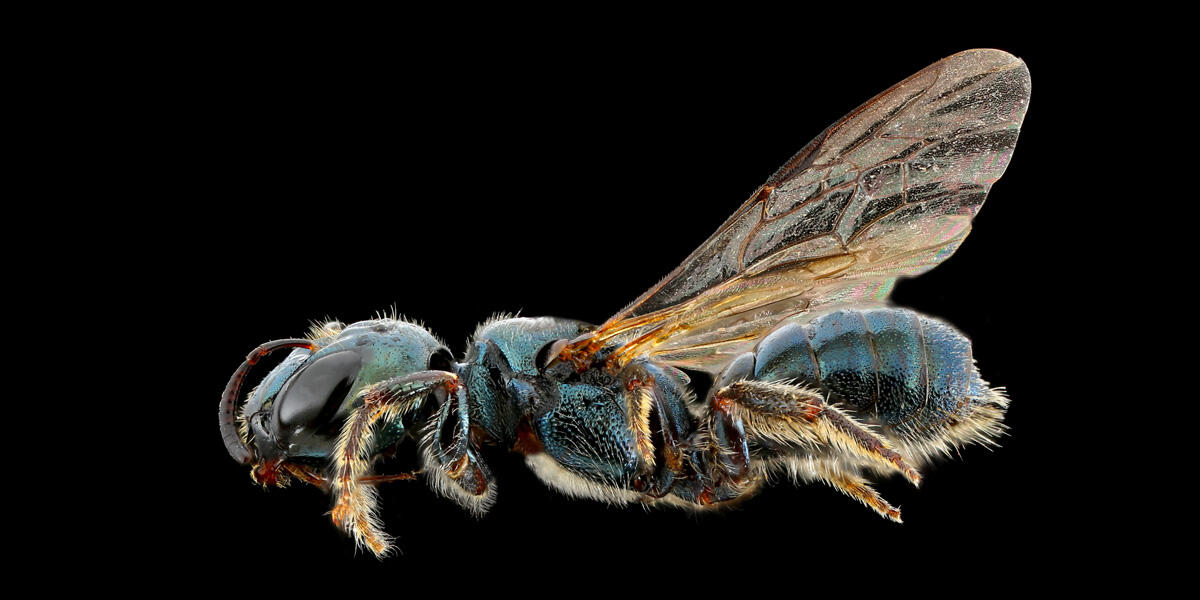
[558, 49, 1030, 375]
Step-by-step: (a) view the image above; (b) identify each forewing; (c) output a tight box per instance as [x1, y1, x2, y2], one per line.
[563, 49, 1030, 374]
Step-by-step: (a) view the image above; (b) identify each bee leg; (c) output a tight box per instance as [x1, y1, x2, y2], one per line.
[717, 379, 922, 486]
[812, 461, 903, 522]
[695, 388, 757, 503]
[357, 471, 421, 484]
[281, 463, 329, 488]
[422, 382, 495, 516]
[620, 360, 696, 497]
[280, 463, 420, 489]
[638, 356, 757, 505]
[655, 387, 761, 505]
[329, 370, 460, 557]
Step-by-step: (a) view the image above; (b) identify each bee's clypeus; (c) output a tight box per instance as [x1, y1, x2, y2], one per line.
[220, 49, 1029, 557]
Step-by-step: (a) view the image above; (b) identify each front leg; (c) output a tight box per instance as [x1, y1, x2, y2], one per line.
[329, 370, 489, 557]
[421, 379, 495, 514]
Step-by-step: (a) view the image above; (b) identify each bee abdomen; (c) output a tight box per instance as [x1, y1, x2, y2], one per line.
[753, 307, 996, 439]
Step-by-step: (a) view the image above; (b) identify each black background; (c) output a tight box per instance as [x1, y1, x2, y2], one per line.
[108, 23, 1115, 588]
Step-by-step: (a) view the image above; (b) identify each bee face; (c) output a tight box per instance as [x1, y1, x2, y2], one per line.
[228, 319, 451, 485]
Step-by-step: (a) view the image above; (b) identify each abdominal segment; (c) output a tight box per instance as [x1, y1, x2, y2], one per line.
[752, 307, 1006, 453]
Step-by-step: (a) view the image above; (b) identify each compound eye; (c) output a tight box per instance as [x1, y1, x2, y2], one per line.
[277, 351, 362, 430]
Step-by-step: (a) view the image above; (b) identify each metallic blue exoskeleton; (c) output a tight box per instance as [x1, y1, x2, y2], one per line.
[755, 307, 996, 441]
[219, 49, 1027, 556]
[221, 309, 1005, 555]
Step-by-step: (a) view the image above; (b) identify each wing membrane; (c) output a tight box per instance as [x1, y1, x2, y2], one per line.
[561, 49, 1030, 374]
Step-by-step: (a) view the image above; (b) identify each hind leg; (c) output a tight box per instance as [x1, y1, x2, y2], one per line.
[671, 375, 921, 520]
[717, 379, 921, 486]
[780, 458, 904, 522]
[653, 381, 909, 507]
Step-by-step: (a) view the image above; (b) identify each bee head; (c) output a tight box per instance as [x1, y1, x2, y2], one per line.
[219, 317, 453, 487]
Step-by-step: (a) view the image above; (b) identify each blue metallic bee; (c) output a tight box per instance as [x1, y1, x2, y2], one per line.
[220, 49, 1030, 556]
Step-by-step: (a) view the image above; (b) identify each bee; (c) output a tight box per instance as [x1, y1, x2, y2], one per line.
[220, 48, 1030, 557]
